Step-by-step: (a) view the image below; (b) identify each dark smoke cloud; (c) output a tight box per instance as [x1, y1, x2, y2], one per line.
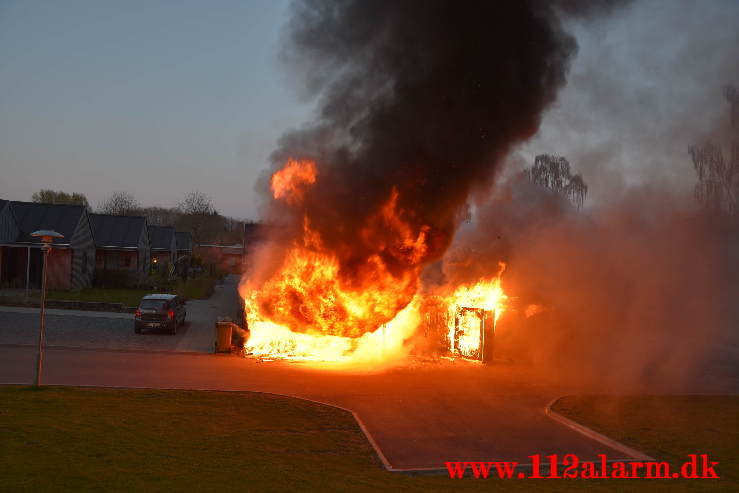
[261, 0, 625, 288]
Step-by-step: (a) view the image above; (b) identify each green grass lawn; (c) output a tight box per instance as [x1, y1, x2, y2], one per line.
[173, 276, 217, 300]
[552, 395, 739, 484]
[0, 387, 735, 492]
[46, 287, 150, 308]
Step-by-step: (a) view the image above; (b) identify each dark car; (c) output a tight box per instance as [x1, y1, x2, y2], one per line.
[134, 294, 186, 335]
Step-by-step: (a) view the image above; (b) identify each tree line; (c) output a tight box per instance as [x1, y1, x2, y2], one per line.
[30, 189, 252, 246]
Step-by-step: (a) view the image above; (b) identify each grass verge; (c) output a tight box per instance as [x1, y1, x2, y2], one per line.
[0, 387, 735, 492]
[552, 395, 738, 484]
[40, 276, 217, 308]
[46, 287, 150, 308]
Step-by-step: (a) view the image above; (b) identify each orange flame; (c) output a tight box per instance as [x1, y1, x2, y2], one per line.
[270, 158, 317, 205]
[244, 246, 418, 338]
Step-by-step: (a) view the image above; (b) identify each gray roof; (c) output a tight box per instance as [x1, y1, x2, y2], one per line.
[175, 231, 192, 251]
[9, 201, 86, 244]
[89, 214, 146, 248]
[148, 225, 175, 250]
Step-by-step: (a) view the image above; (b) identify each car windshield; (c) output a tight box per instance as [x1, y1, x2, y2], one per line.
[139, 300, 168, 310]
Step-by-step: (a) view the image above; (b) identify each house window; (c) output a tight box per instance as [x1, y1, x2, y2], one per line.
[122, 254, 133, 269]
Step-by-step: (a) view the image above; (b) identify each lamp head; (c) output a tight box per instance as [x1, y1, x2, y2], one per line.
[30, 230, 64, 245]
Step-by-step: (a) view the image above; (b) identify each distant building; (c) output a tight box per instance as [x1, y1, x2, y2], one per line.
[88, 214, 150, 284]
[0, 200, 95, 290]
[148, 225, 177, 270]
[195, 244, 244, 274]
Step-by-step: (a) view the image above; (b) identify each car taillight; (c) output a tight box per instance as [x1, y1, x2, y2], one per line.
[168, 310, 174, 319]
[135, 309, 142, 318]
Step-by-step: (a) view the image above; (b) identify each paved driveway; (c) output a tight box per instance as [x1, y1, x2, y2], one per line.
[0, 275, 242, 353]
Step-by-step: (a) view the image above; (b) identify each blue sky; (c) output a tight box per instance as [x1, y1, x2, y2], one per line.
[0, 0, 312, 218]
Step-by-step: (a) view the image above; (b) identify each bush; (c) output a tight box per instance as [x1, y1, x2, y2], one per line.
[144, 268, 171, 289]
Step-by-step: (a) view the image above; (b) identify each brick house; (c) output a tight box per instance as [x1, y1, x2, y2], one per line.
[148, 225, 176, 270]
[0, 200, 95, 290]
[89, 214, 150, 284]
[175, 231, 193, 277]
[175, 231, 192, 262]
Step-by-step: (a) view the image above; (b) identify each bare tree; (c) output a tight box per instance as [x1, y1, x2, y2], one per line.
[134, 206, 181, 226]
[689, 85, 739, 216]
[177, 191, 216, 216]
[97, 192, 141, 216]
[176, 191, 218, 245]
[525, 154, 588, 209]
[32, 189, 89, 209]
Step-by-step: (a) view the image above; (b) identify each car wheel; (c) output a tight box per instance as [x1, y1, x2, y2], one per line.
[170, 322, 177, 335]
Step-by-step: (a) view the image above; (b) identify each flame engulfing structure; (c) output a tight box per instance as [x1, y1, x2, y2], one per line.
[242, 159, 426, 364]
[240, 0, 624, 365]
[439, 263, 508, 360]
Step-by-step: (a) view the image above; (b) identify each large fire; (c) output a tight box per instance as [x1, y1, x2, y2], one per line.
[239, 158, 508, 366]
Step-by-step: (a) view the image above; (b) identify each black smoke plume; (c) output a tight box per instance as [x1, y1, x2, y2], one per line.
[260, 0, 624, 286]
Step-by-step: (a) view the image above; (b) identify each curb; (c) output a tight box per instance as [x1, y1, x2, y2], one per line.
[545, 396, 655, 461]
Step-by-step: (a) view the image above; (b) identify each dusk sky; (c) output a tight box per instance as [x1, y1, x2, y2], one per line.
[1, 0, 738, 218]
[0, 0, 311, 219]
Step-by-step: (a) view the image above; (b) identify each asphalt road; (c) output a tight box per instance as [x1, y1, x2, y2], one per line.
[0, 275, 242, 353]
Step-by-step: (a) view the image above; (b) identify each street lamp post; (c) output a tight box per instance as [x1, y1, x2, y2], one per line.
[30, 230, 63, 388]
